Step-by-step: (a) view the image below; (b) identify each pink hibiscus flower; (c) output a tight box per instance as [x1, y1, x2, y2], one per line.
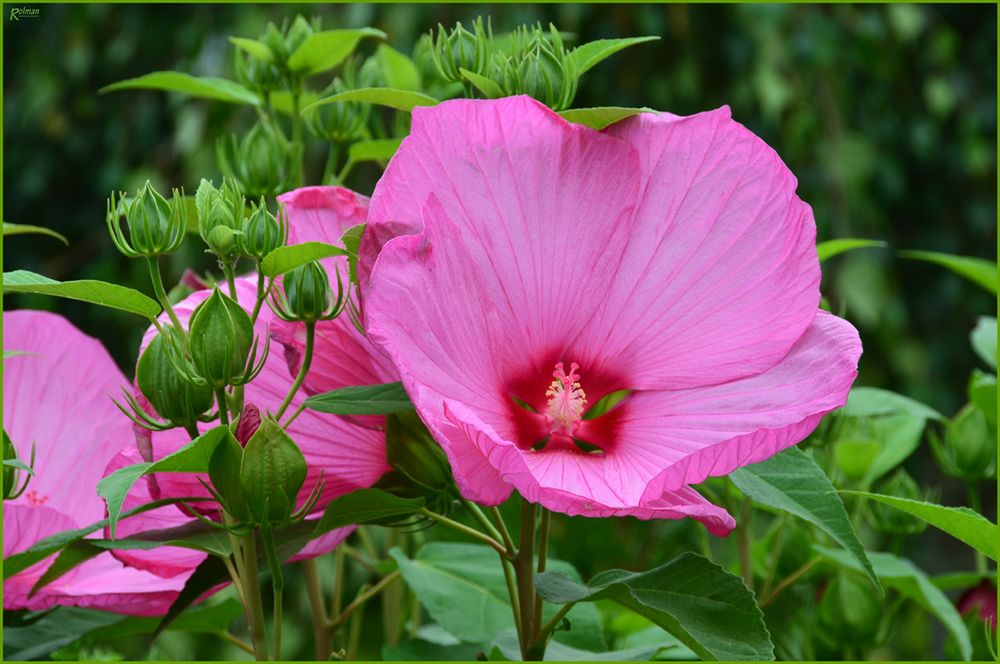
[3, 311, 186, 615]
[110, 273, 389, 577]
[360, 96, 862, 535]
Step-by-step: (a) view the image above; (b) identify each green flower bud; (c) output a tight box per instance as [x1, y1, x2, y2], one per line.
[386, 411, 453, 492]
[263, 22, 290, 64]
[493, 25, 578, 111]
[3, 431, 32, 501]
[207, 226, 237, 258]
[137, 331, 215, 430]
[305, 78, 370, 143]
[412, 34, 441, 85]
[240, 199, 286, 260]
[271, 261, 346, 323]
[285, 15, 315, 57]
[431, 18, 491, 83]
[818, 573, 882, 645]
[234, 48, 283, 96]
[106, 181, 186, 257]
[217, 122, 291, 198]
[240, 417, 308, 526]
[196, 178, 246, 261]
[867, 469, 929, 536]
[189, 288, 255, 388]
[932, 403, 997, 481]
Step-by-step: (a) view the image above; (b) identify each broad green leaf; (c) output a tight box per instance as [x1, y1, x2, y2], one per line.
[100, 71, 261, 106]
[559, 107, 650, 130]
[899, 250, 998, 294]
[379, 43, 422, 90]
[304, 87, 438, 113]
[931, 571, 997, 592]
[816, 546, 972, 660]
[392, 542, 604, 650]
[98, 426, 231, 536]
[88, 598, 244, 640]
[569, 36, 660, 75]
[260, 241, 348, 277]
[3, 270, 161, 319]
[154, 555, 231, 638]
[842, 386, 945, 421]
[383, 637, 484, 661]
[816, 238, 887, 261]
[970, 316, 997, 369]
[490, 629, 663, 661]
[348, 137, 403, 164]
[288, 28, 387, 75]
[536, 552, 773, 661]
[863, 414, 927, 483]
[3, 222, 68, 244]
[2, 607, 125, 660]
[305, 381, 412, 415]
[313, 488, 424, 534]
[341, 223, 365, 285]
[229, 36, 274, 63]
[730, 447, 880, 591]
[842, 491, 997, 561]
[460, 67, 505, 99]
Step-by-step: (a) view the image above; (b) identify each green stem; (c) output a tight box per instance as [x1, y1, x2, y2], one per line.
[241, 533, 268, 660]
[418, 508, 506, 556]
[249, 269, 269, 326]
[330, 570, 401, 629]
[322, 142, 341, 186]
[216, 388, 230, 427]
[146, 256, 184, 331]
[274, 321, 314, 420]
[331, 545, 345, 625]
[302, 559, 331, 661]
[222, 631, 255, 655]
[491, 506, 517, 553]
[761, 556, 822, 607]
[967, 481, 987, 573]
[262, 529, 284, 660]
[184, 423, 200, 440]
[516, 498, 538, 660]
[222, 261, 238, 301]
[533, 509, 551, 637]
[282, 403, 307, 429]
[336, 158, 355, 185]
[532, 601, 575, 651]
[761, 514, 788, 600]
[737, 498, 754, 591]
[464, 501, 521, 635]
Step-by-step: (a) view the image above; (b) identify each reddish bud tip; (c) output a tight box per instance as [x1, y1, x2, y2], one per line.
[235, 404, 262, 446]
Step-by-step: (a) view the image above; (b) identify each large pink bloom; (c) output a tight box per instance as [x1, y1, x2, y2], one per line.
[111, 274, 389, 577]
[3, 311, 186, 615]
[361, 96, 862, 535]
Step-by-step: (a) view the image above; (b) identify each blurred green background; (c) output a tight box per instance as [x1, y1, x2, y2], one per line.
[3, 3, 997, 660]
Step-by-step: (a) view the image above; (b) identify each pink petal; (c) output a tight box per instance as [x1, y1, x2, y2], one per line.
[3, 311, 133, 526]
[587, 108, 820, 389]
[278, 185, 370, 246]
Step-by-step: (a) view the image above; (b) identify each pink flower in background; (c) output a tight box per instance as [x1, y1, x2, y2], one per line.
[3, 311, 186, 615]
[110, 275, 390, 577]
[361, 96, 862, 534]
[958, 579, 997, 630]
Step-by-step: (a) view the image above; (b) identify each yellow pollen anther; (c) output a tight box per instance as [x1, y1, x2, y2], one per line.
[545, 362, 587, 435]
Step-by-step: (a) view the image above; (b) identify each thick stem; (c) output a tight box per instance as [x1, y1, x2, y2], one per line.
[146, 256, 184, 331]
[516, 498, 538, 660]
[532, 601, 575, 651]
[262, 529, 284, 660]
[216, 388, 230, 427]
[222, 261, 238, 301]
[418, 508, 506, 556]
[967, 481, 987, 573]
[274, 321, 315, 420]
[533, 509, 551, 637]
[302, 559, 331, 660]
[241, 533, 269, 660]
[249, 269, 269, 326]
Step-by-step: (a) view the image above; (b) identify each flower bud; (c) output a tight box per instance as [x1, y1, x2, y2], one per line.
[136, 331, 214, 430]
[493, 25, 578, 111]
[234, 403, 263, 446]
[189, 289, 255, 388]
[2, 432, 31, 501]
[234, 48, 282, 95]
[932, 403, 997, 481]
[386, 411, 453, 492]
[239, 417, 308, 526]
[217, 122, 291, 198]
[271, 261, 346, 323]
[196, 178, 245, 261]
[431, 18, 491, 83]
[240, 200, 286, 260]
[209, 426, 249, 522]
[106, 181, 186, 257]
[305, 78, 370, 143]
[867, 469, 929, 536]
[817, 573, 882, 645]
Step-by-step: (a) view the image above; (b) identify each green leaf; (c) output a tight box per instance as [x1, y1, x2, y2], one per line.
[98, 425, 232, 536]
[348, 137, 403, 164]
[229, 36, 274, 63]
[816, 238, 887, 261]
[460, 67, 505, 99]
[843, 491, 997, 560]
[842, 386, 945, 421]
[816, 546, 972, 660]
[490, 629, 663, 661]
[3, 222, 68, 244]
[536, 552, 773, 661]
[379, 44, 422, 91]
[3, 270, 161, 319]
[2, 607, 126, 660]
[970, 316, 997, 369]
[340, 223, 365, 285]
[313, 488, 425, 534]
[100, 71, 261, 106]
[304, 87, 438, 113]
[288, 28, 387, 75]
[89, 597, 244, 640]
[899, 250, 998, 294]
[154, 555, 232, 638]
[559, 107, 650, 130]
[569, 36, 660, 75]
[730, 447, 880, 591]
[305, 381, 413, 415]
[260, 241, 347, 277]
[392, 543, 604, 650]
[269, 89, 321, 116]
[969, 370, 997, 427]
[862, 414, 927, 483]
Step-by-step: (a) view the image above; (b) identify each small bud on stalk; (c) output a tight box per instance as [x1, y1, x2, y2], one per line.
[196, 178, 246, 262]
[932, 403, 997, 481]
[240, 199, 288, 261]
[867, 469, 930, 536]
[269, 261, 348, 323]
[386, 411, 453, 493]
[305, 78, 370, 143]
[188, 288, 266, 389]
[135, 331, 215, 431]
[490, 24, 579, 111]
[217, 122, 293, 198]
[3, 433, 33, 501]
[239, 417, 312, 527]
[431, 18, 492, 83]
[106, 180, 187, 257]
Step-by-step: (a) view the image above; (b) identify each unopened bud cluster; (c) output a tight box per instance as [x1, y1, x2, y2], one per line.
[106, 181, 187, 257]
